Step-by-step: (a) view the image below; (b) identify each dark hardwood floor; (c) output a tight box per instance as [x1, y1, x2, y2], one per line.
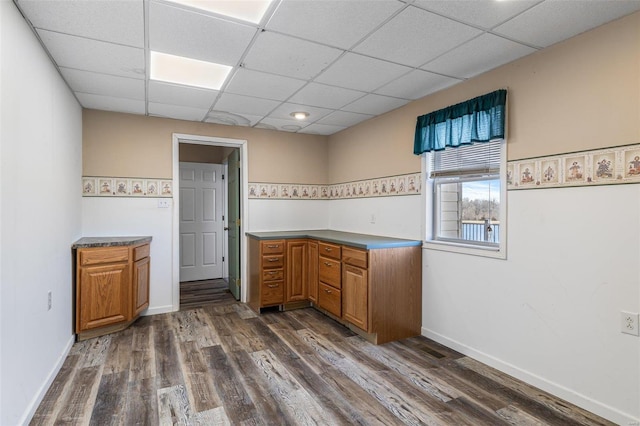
[179, 279, 235, 310]
[31, 283, 614, 425]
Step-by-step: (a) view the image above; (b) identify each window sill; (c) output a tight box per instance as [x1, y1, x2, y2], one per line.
[422, 240, 506, 259]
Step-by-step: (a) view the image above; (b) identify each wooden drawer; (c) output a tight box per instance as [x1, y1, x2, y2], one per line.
[261, 281, 284, 306]
[319, 257, 341, 288]
[262, 255, 284, 269]
[318, 242, 341, 260]
[262, 268, 284, 281]
[343, 246, 368, 268]
[262, 240, 285, 255]
[318, 282, 341, 317]
[133, 243, 150, 261]
[79, 246, 129, 266]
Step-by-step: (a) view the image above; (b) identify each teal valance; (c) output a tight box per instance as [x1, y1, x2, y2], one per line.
[413, 89, 507, 154]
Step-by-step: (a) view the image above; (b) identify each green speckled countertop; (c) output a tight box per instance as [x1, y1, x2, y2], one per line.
[72, 236, 152, 249]
[246, 230, 420, 250]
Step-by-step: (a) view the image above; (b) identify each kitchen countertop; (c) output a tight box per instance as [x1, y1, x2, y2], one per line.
[246, 230, 420, 250]
[72, 236, 152, 249]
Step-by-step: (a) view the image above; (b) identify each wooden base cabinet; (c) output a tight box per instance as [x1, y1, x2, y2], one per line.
[247, 234, 421, 344]
[248, 238, 285, 311]
[75, 242, 150, 340]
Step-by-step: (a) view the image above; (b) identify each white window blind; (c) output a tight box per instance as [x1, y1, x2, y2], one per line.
[430, 139, 501, 178]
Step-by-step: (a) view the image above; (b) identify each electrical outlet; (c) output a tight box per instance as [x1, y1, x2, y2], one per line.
[620, 311, 639, 336]
[157, 199, 170, 208]
[370, 214, 376, 224]
[48, 291, 52, 311]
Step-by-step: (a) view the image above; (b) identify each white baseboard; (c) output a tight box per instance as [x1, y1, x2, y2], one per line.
[20, 334, 75, 425]
[421, 327, 639, 426]
[142, 304, 176, 316]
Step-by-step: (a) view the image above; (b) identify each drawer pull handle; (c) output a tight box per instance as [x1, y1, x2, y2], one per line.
[325, 247, 332, 252]
[324, 262, 332, 267]
[268, 271, 277, 275]
[267, 244, 279, 249]
[267, 258, 279, 262]
[267, 284, 279, 288]
[324, 289, 332, 294]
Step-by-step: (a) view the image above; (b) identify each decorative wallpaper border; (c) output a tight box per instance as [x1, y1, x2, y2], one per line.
[248, 172, 422, 200]
[508, 143, 640, 190]
[82, 176, 173, 197]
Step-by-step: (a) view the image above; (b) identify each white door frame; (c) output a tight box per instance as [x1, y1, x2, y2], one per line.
[172, 133, 249, 310]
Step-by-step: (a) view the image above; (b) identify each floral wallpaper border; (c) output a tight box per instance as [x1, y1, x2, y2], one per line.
[508, 143, 640, 190]
[248, 172, 422, 200]
[82, 176, 173, 197]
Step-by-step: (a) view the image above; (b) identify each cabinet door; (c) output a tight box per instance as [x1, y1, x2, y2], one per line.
[133, 256, 150, 317]
[78, 263, 130, 332]
[286, 240, 308, 302]
[342, 264, 368, 331]
[308, 241, 318, 303]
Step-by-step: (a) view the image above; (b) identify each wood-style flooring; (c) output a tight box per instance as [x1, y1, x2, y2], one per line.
[31, 281, 614, 425]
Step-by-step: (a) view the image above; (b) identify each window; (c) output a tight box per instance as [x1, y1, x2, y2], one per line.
[430, 139, 503, 249]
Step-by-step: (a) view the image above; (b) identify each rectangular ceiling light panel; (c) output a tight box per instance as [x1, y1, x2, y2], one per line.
[166, 0, 272, 24]
[150, 51, 232, 90]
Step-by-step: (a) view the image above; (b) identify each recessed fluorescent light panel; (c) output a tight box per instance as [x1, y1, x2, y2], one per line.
[150, 51, 232, 90]
[166, 0, 272, 24]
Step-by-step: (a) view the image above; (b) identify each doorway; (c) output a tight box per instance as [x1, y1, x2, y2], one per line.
[172, 134, 248, 312]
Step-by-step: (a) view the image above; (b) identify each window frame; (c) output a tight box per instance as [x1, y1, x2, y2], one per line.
[423, 139, 507, 259]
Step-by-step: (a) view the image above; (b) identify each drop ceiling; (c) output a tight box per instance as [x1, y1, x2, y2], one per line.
[14, 0, 640, 135]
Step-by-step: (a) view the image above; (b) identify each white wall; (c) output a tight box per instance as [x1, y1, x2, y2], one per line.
[81, 198, 174, 314]
[0, 2, 83, 424]
[423, 185, 640, 424]
[328, 196, 423, 240]
[248, 199, 329, 231]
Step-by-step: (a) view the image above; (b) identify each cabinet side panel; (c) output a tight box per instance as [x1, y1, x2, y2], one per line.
[248, 238, 262, 312]
[369, 246, 422, 344]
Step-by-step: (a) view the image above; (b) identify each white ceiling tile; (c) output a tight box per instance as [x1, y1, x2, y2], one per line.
[148, 81, 218, 109]
[376, 70, 462, 100]
[413, 0, 541, 29]
[375, 69, 462, 100]
[225, 69, 306, 101]
[353, 6, 482, 67]
[266, 0, 404, 49]
[149, 1, 257, 65]
[301, 123, 347, 136]
[214, 93, 281, 116]
[315, 53, 412, 92]
[18, 0, 144, 47]
[37, 30, 144, 79]
[342, 94, 409, 115]
[148, 102, 208, 121]
[267, 103, 333, 122]
[60, 68, 145, 100]
[423, 34, 537, 79]
[242, 32, 343, 80]
[288, 83, 366, 109]
[318, 111, 373, 127]
[494, 1, 640, 48]
[75, 93, 145, 115]
[204, 111, 262, 126]
[257, 117, 310, 133]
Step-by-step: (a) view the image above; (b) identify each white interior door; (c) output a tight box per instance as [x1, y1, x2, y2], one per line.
[180, 162, 224, 282]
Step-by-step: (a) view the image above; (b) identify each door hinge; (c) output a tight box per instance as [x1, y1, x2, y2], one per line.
[222, 256, 225, 261]
[222, 174, 225, 180]
[236, 218, 241, 226]
[222, 215, 225, 221]
[236, 278, 241, 287]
